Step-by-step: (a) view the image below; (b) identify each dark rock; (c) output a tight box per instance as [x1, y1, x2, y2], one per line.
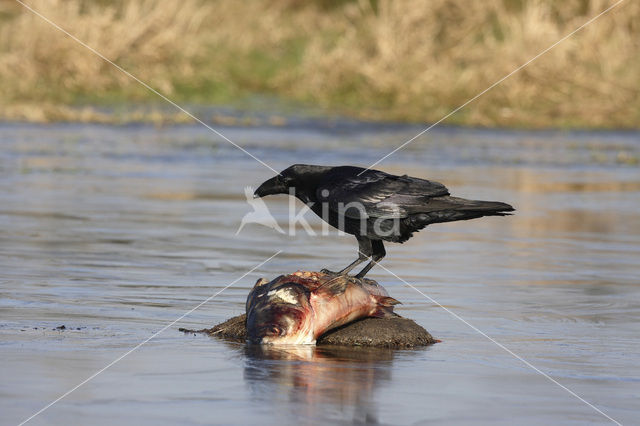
[204, 315, 247, 342]
[180, 271, 437, 348]
[185, 313, 436, 348]
[317, 316, 436, 347]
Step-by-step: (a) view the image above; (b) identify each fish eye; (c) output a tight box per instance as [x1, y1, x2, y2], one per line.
[269, 325, 283, 336]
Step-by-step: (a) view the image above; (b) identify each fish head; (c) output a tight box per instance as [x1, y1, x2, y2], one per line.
[246, 281, 316, 345]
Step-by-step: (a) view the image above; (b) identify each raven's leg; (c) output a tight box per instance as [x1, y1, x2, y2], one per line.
[354, 240, 385, 279]
[321, 236, 372, 276]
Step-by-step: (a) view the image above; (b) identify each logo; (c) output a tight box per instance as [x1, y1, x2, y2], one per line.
[236, 186, 285, 235]
[236, 186, 402, 237]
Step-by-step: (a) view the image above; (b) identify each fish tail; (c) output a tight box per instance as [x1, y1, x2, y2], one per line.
[371, 295, 401, 318]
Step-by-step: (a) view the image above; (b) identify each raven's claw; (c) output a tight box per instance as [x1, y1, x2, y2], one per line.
[320, 268, 343, 276]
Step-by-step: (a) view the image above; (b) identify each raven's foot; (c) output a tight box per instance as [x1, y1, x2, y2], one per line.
[320, 268, 345, 276]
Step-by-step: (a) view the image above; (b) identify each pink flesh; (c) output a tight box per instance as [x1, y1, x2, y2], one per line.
[309, 282, 381, 339]
[256, 272, 393, 344]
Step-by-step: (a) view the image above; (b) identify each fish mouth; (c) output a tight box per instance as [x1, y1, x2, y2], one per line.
[248, 322, 316, 345]
[259, 333, 316, 345]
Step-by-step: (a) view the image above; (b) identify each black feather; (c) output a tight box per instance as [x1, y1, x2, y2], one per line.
[256, 164, 514, 277]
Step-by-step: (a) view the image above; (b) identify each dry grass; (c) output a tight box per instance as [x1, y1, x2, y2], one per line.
[0, 0, 638, 128]
[295, 0, 640, 127]
[0, 0, 209, 97]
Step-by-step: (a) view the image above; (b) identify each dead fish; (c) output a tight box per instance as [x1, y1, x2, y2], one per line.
[246, 271, 400, 344]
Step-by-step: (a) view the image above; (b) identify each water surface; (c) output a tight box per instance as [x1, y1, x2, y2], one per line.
[1, 121, 639, 425]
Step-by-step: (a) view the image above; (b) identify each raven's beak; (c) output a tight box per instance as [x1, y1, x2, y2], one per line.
[254, 175, 287, 198]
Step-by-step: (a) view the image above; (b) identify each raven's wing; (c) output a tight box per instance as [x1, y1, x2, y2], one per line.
[317, 168, 449, 219]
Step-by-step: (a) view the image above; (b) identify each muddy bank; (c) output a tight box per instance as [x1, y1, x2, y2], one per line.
[182, 314, 436, 348]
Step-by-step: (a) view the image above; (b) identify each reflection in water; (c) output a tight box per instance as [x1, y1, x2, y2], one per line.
[243, 344, 403, 424]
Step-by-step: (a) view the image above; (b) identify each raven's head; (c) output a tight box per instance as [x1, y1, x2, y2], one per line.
[253, 173, 289, 198]
[253, 164, 331, 199]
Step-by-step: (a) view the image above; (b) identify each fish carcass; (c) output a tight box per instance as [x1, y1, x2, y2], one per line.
[246, 271, 400, 344]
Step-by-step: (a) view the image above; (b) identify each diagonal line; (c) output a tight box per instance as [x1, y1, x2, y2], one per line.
[13, 0, 279, 175]
[374, 262, 622, 425]
[18, 250, 282, 426]
[359, 0, 625, 175]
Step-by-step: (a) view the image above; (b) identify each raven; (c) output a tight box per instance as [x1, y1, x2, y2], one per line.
[254, 164, 514, 278]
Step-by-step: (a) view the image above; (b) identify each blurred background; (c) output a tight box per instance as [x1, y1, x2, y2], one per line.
[0, 0, 638, 128]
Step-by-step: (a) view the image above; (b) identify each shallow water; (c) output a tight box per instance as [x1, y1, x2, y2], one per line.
[1, 121, 639, 425]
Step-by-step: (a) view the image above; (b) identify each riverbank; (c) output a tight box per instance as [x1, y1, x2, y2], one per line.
[1, 0, 638, 128]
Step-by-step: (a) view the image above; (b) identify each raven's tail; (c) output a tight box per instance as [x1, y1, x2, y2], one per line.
[449, 197, 515, 217]
[408, 196, 515, 227]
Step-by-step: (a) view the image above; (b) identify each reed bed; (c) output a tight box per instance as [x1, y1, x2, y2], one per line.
[0, 0, 637, 127]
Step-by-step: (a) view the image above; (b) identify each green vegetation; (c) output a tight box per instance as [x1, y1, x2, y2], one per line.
[0, 0, 638, 128]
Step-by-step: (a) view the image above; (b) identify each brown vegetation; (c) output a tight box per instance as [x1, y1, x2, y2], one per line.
[0, 0, 638, 127]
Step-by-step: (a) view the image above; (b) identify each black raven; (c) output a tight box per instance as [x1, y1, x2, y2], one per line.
[254, 164, 514, 278]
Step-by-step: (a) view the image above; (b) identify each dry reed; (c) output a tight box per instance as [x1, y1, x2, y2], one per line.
[0, 0, 637, 127]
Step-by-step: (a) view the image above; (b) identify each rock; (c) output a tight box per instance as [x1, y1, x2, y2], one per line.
[180, 271, 437, 348]
[200, 315, 247, 342]
[317, 316, 436, 347]
[186, 313, 436, 348]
